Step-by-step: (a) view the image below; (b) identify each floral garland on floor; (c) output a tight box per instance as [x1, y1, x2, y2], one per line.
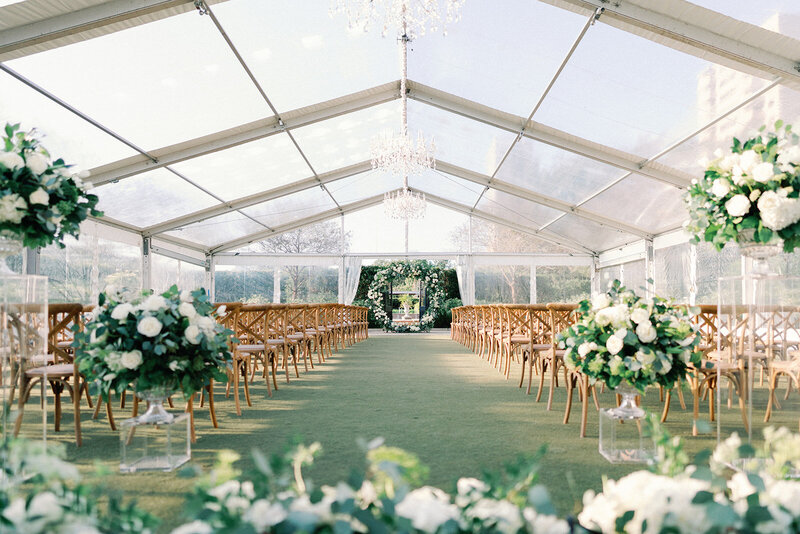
[365, 260, 446, 332]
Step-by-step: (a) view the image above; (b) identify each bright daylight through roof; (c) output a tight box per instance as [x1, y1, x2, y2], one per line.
[2, 0, 800, 532]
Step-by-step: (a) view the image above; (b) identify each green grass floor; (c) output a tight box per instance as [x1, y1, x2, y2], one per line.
[13, 331, 800, 532]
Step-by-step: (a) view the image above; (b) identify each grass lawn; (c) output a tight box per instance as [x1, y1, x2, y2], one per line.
[13, 331, 796, 533]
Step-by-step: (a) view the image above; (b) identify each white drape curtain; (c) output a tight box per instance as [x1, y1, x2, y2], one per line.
[342, 256, 362, 305]
[456, 255, 474, 305]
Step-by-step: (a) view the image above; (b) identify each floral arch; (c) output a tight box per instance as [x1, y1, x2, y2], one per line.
[366, 260, 447, 332]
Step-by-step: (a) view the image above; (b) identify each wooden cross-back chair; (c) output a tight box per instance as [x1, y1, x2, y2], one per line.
[519, 304, 551, 395]
[229, 304, 267, 414]
[763, 306, 800, 429]
[286, 304, 311, 373]
[305, 304, 331, 364]
[14, 303, 88, 446]
[264, 304, 298, 382]
[499, 305, 528, 380]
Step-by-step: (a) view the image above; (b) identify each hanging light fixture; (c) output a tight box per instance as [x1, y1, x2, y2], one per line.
[332, 0, 464, 220]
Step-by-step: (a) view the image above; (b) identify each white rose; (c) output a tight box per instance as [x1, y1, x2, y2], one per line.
[614, 328, 628, 339]
[195, 315, 215, 333]
[142, 294, 167, 311]
[111, 303, 133, 321]
[467, 498, 523, 534]
[751, 161, 776, 183]
[26, 152, 49, 175]
[185, 324, 202, 345]
[718, 153, 739, 172]
[710, 178, 731, 197]
[636, 350, 656, 366]
[777, 144, 800, 166]
[28, 491, 62, 522]
[168, 360, 181, 371]
[635, 321, 657, 343]
[137, 316, 162, 337]
[178, 302, 197, 318]
[629, 307, 650, 325]
[606, 335, 624, 355]
[591, 293, 611, 310]
[731, 165, 746, 185]
[0, 150, 24, 170]
[120, 350, 143, 370]
[180, 290, 193, 302]
[395, 486, 460, 533]
[457, 477, 489, 496]
[0, 193, 27, 224]
[725, 194, 751, 217]
[28, 187, 49, 205]
[244, 499, 287, 531]
[170, 520, 214, 534]
[578, 342, 594, 358]
[739, 149, 760, 174]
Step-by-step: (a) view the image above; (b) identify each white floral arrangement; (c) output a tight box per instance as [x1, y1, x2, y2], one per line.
[74, 284, 233, 399]
[0, 436, 157, 533]
[559, 280, 700, 392]
[711, 427, 800, 479]
[579, 426, 800, 534]
[172, 439, 568, 534]
[0, 122, 100, 248]
[684, 121, 800, 252]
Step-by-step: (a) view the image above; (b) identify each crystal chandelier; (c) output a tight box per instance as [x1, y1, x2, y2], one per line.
[333, 1, 463, 219]
[330, 0, 465, 38]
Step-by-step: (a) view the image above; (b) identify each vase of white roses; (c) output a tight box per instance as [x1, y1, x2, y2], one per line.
[0, 123, 100, 273]
[684, 121, 800, 272]
[74, 285, 233, 424]
[559, 280, 700, 462]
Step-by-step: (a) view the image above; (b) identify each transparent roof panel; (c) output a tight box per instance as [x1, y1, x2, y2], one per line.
[409, 0, 588, 117]
[477, 189, 562, 229]
[7, 11, 269, 151]
[345, 203, 468, 253]
[496, 136, 623, 204]
[241, 186, 336, 229]
[654, 85, 800, 176]
[547, 214, 637, 252]
[534, 21, 770, 157]
[407, 100, 516, 175]
[169, 133, 309, 201]
[581, 174, 686, 234]
[164, 211, 266, 248]
[327, 170, 399, 205]
[96, 169, 219, 228]
[689, 1, 800, 33]
[291, 101, 399, 174]
[469, 218, 575, 254]
[213, 0, 397, 113]
[408, 170, 484, 206]
[0, 71, 137, 169]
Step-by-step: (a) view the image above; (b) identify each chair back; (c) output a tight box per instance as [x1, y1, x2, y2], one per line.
[546, 303, 579, 351]
[48, 303, 84, 363]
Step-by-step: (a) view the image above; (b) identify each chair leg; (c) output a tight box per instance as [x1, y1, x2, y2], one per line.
[185, 394, 196, 443]
[661, 390, 671, 423]
[207, 383, 218, 429]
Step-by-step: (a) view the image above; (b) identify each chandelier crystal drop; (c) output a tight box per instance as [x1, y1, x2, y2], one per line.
[330, 0, 465, 38]
[384, 187, 426, 220]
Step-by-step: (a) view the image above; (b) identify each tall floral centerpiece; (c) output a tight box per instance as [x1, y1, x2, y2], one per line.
[559, 281, 699, 462]
[0, 123, 100, 271]
[74, 285, 233, 424]
[684, 121, 800, 264]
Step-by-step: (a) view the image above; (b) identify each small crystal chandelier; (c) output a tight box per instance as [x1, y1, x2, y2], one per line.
[333, 1, 462, 220]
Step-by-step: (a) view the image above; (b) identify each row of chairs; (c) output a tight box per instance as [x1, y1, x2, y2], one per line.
[7, 301, 369, 446]
[451, 303, 800, 437]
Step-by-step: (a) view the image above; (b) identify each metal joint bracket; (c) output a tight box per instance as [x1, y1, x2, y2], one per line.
[592, 7, 605, 25]
[194, 1, 209, 16]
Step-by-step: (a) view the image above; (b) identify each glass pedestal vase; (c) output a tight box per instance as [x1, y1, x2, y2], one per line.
[599, 384, 655, 464]
[120, 413, 190, 473]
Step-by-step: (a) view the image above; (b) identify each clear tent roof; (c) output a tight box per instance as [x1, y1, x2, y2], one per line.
[2, 0, 800, 256]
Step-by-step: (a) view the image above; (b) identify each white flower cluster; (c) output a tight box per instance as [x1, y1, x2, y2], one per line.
[2, 491, 103, 534]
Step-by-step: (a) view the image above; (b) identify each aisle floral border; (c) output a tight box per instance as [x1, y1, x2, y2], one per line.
[365, 260, 446, 332]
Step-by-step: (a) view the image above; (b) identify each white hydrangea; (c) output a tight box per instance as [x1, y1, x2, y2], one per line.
[591, 293, 611, 310]
[595, 305, 629, 329]
[466, 498, 523, 534]
[244, 499, 287, 531]
[523, 508, 570, 534]
[757, 190, 800, 231]
[0, 193, 27, 224]
[739, 149, 761, 174]
[141, 294, 167, 312]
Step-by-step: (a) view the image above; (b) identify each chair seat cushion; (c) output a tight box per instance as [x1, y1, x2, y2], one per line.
[236, 344, 265, 353]
[26, 363, 74, 377]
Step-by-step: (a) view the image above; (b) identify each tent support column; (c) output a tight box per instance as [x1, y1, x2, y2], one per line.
[142, 237, 152, 291]
[205, 253, 215, 300]
[530, 265, 537, 304]
[590, 256, 599, 295]
[273, 267, 281, 303]
[689, 244, 698, 306]
[644, 239, 654, 299]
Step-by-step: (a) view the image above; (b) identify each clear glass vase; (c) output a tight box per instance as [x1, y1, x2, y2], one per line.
[609, 383, 646, 419]
[737, 228, 783, 275]
[135, 382, 177, 424]
[0, 234, 22, 276]
[599, 383, 654, 464]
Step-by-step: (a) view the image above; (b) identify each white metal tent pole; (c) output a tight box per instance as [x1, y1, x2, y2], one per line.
[141, 237, 152, 291]
[339, 215, 345, 304]
[205, 254, 215, 300]
[689, 244, 697, 306]
[273, 267, 281, 303]
[530, 265, 537, 304]
[644, 239, 654, 299]
[590, 256, 598, 295]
